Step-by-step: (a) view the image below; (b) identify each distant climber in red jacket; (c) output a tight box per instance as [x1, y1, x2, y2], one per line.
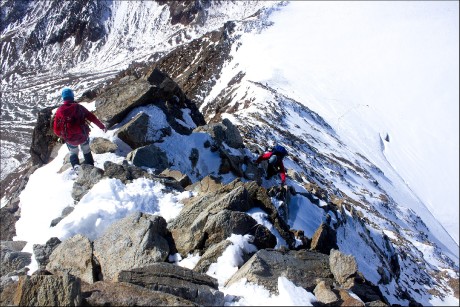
[53, 88, 106, 172]
[255, 145, 288, 185]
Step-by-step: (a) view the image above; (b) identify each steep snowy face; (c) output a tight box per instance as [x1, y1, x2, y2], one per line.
[0, 0, 277, 180]
[143, 9, 459, 304]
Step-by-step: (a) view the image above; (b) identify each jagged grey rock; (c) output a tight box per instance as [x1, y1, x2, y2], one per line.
[225, 249, 333, 293]
[13, 273, 81, 306]
[82, 281, 198, 306]
[90, 137, 118, 154]
[71, 164, 105, 201]
[33, 237, 61, 270]
[46, 234, 96, 284]
[94, 79, 153, 127]
[29, 106, 59, 166]
[116, 112, 150, 149]
[93, 212, 171, 282]
[329, 249, 358, 285]
[0, 241, 31, 276]
[127, 144, 169, 173]
[222, 118, 244, 148]
[118, 263, 224, 306]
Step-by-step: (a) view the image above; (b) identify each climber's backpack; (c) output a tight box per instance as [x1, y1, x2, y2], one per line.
[55, 103, 89, 145]
[272, 145, 288, 158]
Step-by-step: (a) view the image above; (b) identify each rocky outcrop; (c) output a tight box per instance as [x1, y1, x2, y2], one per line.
[29, 106, 59, 166]
[168, 179, 291, 256]
[193, 240, 232, 274]
[13, 273, 81, 306]
[118, 263, 225, 306]
[94, 68, 205, 133]
[93, 212, 172, 281]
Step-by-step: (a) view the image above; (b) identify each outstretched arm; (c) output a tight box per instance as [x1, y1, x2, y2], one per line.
[83, 108, 106, 130]
[255, 152, 272, 163]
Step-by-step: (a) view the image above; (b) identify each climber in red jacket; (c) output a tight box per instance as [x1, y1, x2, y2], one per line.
[255, 145, 288, 185]
[53, 88, 106, 172]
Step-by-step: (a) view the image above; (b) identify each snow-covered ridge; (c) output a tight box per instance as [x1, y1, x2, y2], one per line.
[0, 1, 458, 306]
[0, 0, 279, 182]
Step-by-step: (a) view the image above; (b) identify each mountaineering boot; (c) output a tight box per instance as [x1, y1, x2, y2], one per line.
[83, 152, 95, 166]
[69, 154, 80, 169]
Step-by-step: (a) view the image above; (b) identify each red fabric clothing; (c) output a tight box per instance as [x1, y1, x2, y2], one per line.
[53, 100, 105, 145]
[256, 151, 286, 183]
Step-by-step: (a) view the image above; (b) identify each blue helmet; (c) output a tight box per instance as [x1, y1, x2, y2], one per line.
[61, 88, 74, 101]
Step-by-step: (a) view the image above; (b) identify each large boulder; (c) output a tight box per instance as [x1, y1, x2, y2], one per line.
[94, 78, 153, 128]
[13, 273, 81, 306]
[127, 144, 169, 173]
[46, 234, 97, 284]
[329, 249, 358, 285]
[94, 68, 204, 134]
[93, 212, 171, 281]
[81, 281, 197, 306]
[116, 112, 150, 149]
[225, 249, 334, 293]
[118, 263, 224, 306]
